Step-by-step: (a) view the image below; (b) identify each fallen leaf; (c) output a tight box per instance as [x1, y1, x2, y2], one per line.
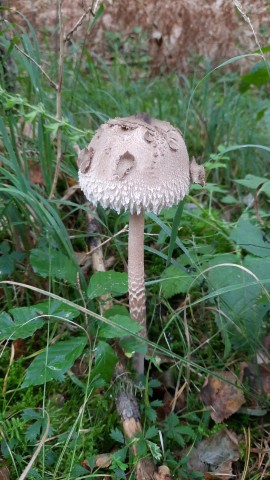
[136, 458, 156, 480]
[200, 371, 245, 422]
[154, 465, 172, 480]
[29, 163, 45, 186]
[241, 362, 270, 399]
[186, 429, 239, 479]
[82, 452, 116, 471]
[0, 467, 10, 480]
[94, 453, 112, 469]
[13, 338, 27, 358]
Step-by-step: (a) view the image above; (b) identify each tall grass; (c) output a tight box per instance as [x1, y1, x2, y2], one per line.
[0, 8, 270, 478]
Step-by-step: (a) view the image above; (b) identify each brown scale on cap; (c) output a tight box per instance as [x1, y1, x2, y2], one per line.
[78, 115, 205, 376]
[77, 146, 95, 174]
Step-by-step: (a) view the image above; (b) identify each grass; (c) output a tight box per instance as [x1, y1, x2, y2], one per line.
[0, 7, 270, 479]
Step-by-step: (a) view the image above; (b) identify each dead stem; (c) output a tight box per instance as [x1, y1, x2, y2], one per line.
[49, 0, 64, 200]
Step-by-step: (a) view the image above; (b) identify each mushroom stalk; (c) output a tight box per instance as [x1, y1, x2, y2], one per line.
[128, 212, 147, 375]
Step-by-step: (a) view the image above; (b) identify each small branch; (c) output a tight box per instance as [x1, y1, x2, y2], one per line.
[65, 0, 101, 42]
[87, 207, 114, 313]
[49, 0, 65, 199]
[14, 44, 57, 90]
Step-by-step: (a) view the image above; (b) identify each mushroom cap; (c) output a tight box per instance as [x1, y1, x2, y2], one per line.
[78, 114, 190, 214]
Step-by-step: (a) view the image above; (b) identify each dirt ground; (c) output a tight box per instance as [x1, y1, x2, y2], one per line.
[10, 1, 270, 73]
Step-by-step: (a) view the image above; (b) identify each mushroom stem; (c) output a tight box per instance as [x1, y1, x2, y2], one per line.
[128, 212, 147, 375]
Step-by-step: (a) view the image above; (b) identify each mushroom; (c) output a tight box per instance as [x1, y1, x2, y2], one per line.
[78, 114, 205, 376]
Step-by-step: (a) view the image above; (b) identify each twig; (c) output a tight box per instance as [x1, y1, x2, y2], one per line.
[49, 0, 65, 199]
[65, 0, 101, 43]
[87, 207, 114, 313]
[14, 44, 57, 90]
[2, 343, 15, 395]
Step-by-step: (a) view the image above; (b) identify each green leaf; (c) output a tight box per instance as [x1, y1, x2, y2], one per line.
[22, 337, 87, 387]
[90, 341, 117, 384]
[235, 174, 267, 189]
[259, 180, 270, 198]
[25, 419, 43, 443]
[166, 199, 185, 266]
[87, 270, 128, 299]
[0, 242, 24, 277]
[206, 253, 270, 351]
[147, 440, 162, 460]
[0, 307, 43, 340]
[239, 62, 270, 92]
[34, 299, 80, 321]
[230, 216, 270, 257]
[145, 426, 159, 440]
[99, 315, 141, 339]
[119, 337, 147, 356]
[161, 261, 196, 299]
[30, 248, 78, 285]
[221, 194, 238, 204]
[110, 428, 125, 444]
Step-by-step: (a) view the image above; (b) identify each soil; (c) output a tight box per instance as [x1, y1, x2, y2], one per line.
[10, 1, 270, 73]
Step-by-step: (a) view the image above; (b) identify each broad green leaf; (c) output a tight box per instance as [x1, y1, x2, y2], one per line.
[221, 194, 238, 204]
[259, 180, 270, 197]
[30, 248, 78, 285]
[87, 270, 128, 299]
[34, 299, 80, 321]
[230, 216, 270, 257]
[0, 307, 43, 340]
[239, 62, 270, 92]
[119, 337, 147, 356]
[22, 337, 87, 387]
[207, 253, 270, 351]
[161, 260, 196, 299]
[235, 174, 267, 189]
[243, 255, 270, 281]
[99, 315, 141, 339]
[90, 341, 117, 384]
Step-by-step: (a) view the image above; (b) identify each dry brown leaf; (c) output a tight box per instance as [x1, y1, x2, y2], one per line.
[136, 457, 156, 480]
[0, 467, 10, 480]
[13, 338, 28, 358]
[200, 371, 245, 423]
[186, 429, 239, 479]
[29, 163, 45, 186]
[154, 465, 172, 480]
[241, 362, 270, 399]
[82, 453, 113, 470]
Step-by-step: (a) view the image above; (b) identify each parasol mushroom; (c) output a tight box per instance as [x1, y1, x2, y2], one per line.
[78, 113, 205, 376]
